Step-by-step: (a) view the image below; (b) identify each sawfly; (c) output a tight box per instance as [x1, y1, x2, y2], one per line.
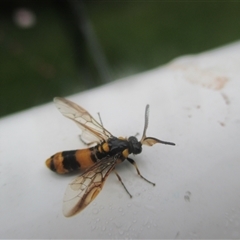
[45, 97, 175, 217]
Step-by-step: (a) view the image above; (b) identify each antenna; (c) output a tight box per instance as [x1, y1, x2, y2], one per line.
[141, 104, 149, 143]
[140, 105, 175, 146]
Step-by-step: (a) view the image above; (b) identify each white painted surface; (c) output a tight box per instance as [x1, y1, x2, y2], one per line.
[1, 41, 240, 238]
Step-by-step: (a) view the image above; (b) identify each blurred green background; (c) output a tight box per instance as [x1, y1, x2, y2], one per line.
[1, 0, 240, 117]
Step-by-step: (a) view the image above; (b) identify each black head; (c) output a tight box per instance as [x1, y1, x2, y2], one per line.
[128, 136, 142, 154]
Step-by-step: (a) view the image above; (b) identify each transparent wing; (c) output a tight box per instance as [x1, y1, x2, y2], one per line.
[63, 156, 118, 217]
[54, 97, 112, 143]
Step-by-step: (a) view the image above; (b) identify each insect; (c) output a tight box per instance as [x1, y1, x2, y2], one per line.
[45, 97, 175, 217]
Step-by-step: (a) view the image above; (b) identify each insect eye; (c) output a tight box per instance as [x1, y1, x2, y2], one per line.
[133, 143, 142, 154]
[128, 136, 142, 154]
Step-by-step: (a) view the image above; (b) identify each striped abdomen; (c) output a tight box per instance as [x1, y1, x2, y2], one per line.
[45, 137, 133, 174]
[45, 148, 97, 174]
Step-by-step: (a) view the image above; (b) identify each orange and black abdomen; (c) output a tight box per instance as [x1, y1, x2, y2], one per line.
[46, 138, 131, 174]
[45, 149, 97, 174]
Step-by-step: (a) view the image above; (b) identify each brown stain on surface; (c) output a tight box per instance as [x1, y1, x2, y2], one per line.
[171, 63, 229, 90]
[218, 121, 225, 127]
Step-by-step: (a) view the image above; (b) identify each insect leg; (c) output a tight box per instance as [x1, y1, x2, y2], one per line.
[127, 158, 155, 186]
[114, 170, 132, 198]
[97, 112, 109, 137]
[97, 112, 103, 126]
